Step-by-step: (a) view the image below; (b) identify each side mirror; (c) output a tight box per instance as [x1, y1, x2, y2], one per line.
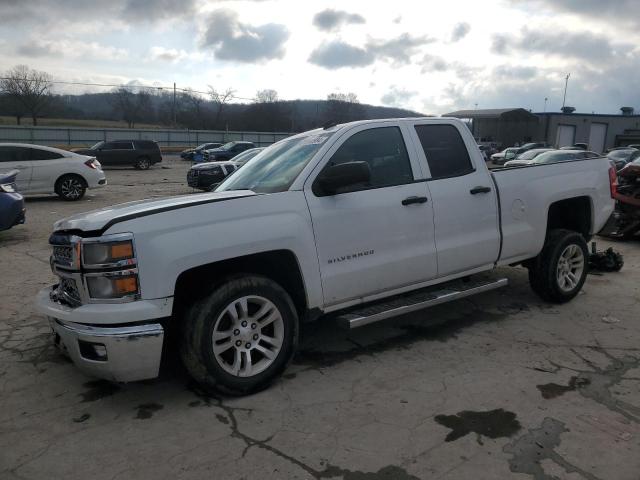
[314, 161, 371, 196]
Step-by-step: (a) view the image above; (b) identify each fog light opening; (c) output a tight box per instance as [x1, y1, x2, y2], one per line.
[78, 340, 108, 361]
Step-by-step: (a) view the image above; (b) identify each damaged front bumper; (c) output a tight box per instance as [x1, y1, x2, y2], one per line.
[36, 286, 169, 382]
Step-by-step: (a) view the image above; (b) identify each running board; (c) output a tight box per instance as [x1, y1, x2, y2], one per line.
[336, 277, 508, 329]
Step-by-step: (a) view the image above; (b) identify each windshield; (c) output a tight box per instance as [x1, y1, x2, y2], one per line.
[220, 142, 237, 151]
[608, 150, 635, 160]
[90, 141, 104, 150]
[518, 149, 548, 160]
[216, 133, 333, 193]
[533, 151, 580, 164]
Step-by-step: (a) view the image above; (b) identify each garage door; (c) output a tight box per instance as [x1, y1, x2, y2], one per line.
[556, 125, 576, 148]
[588, 123, 607, 153]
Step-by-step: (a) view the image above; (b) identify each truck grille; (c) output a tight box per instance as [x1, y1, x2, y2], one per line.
[53, 245, 73, 264]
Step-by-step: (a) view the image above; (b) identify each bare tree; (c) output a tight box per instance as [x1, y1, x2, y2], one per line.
[208, 86, 235, 129]
[255, 89, 278, 103]
[326, 92, 363, 123]
[0, 65, 53, 126]
[327, 92, 359, 103]
[110, 87, 152, 128]
[182, 88, 205, 128]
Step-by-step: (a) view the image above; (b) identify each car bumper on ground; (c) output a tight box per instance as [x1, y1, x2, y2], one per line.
[36, 286, 171, 382]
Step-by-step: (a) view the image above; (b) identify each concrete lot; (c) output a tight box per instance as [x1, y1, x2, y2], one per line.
[1, 155, 639, 480]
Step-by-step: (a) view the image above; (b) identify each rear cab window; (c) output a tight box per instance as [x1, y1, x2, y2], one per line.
[414, 124, 474, 179]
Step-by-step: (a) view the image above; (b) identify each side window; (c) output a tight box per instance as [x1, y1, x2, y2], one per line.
[0, 146, 24, 162]
[323, 126, 413, 192]
[111, 142, 133, 150]
[28, 148, 64, 160]
[414, 124, 474, 179]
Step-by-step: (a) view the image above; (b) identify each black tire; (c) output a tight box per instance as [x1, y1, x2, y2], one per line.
[135, 156, 151, 170]
[528, 229, 589, 303]
[180, 275, 299, 395]
[55, 174, 86, 201]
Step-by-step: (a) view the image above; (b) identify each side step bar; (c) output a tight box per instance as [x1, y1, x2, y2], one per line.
[336, 277, 508, 329]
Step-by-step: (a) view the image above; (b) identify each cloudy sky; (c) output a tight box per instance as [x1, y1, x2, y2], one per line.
[1, 0, 639, 115]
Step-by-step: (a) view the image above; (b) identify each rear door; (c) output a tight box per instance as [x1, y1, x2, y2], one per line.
[409, 122, 500, 277]
[0, 146, 32, 192]
[304, 123, 438, 306]
[27, 147, 67, 193]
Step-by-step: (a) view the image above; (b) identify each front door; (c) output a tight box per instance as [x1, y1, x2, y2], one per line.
[304, 124, 438, 306]
[0, 146, 32, 192]
[410, 122, 500, 277]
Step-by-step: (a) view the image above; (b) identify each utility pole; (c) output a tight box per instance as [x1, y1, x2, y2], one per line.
[543, 97, 548, 112]
[173, 82, 177, 127]
[561, 74, 570, 109]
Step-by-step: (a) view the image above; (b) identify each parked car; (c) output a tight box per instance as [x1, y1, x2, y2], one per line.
[0, 170, 25, 231]
[229, 147, 264, 167]
[202, 141, 256, 162]
[0, 143, 106, 200]
[187, 161, 239, 191]
[38, 117, 615, 394]
[180, 143, 223, 161]
[491, 147, 517, 164]
[560, 144, 588, 150]
[73, 140, 162, 170]
[503, 148, 554, 163]
[504, 149, 601, 167]
[607, 148, 640, 171]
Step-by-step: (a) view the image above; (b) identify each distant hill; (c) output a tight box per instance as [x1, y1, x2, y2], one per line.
[0, 91, 426, 132]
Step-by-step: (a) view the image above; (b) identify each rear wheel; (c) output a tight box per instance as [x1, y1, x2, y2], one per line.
[134, 156, 151, 170]
[528, 229, 588, 303]
[180, 275, 298, 395]
[55, 174, 86, 201]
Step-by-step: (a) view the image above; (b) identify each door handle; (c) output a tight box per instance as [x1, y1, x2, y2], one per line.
[402, 196, 428, 206]
[470, 186, 491, 195]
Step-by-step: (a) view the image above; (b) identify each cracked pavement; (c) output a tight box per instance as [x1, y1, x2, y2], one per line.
[1, 156, 639, 479]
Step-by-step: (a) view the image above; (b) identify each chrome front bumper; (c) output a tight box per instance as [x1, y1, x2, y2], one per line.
[49, 318, 164, 382]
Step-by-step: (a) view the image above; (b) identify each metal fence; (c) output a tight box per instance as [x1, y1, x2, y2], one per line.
[0, 126, 293, 148]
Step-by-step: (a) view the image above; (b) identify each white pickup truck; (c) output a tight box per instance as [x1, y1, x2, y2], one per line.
[36, 118, 616, 394]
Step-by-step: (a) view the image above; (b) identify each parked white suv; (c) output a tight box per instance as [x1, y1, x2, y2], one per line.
[0, 143, 106, 200]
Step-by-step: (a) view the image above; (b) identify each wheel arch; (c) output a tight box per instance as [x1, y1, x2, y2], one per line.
[171, 249, 309, 322]
[545, 196, 593, 239]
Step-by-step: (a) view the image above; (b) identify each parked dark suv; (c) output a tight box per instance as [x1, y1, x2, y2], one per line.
[74, 140, 162, 170]
[203, 141, 256, 162]
[187, 161, 238, 191]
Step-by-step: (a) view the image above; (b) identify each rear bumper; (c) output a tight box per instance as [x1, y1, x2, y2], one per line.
[87, 171, 107, 189]
[50, 318, 163, 382]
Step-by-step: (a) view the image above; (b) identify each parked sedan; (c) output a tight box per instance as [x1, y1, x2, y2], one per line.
[504, 149, 600, 167]
[73, 140, 162, 169]
[0, 170, 25, 231]
[607, 148, 640, 171]
[180, 143, 223, 161]
[187, 161, 239, 191]
[202, 141, 256, 162]
[0, 143, 106, 200]
[503, 148, 554, 163]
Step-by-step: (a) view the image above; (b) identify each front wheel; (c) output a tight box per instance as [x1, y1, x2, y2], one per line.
[135, 157, 151, 170]
[55, 175, 86, 201]
[528, 229, 588, 303]
[180, 275, 299, 395]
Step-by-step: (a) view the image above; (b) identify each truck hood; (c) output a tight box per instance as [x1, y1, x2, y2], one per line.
[53, 190, 257, 233]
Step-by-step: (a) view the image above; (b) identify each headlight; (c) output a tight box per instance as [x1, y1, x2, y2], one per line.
[0, 183, 16, 193]
[86, 272, 139, 299]
[83, 239, 135, 267]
